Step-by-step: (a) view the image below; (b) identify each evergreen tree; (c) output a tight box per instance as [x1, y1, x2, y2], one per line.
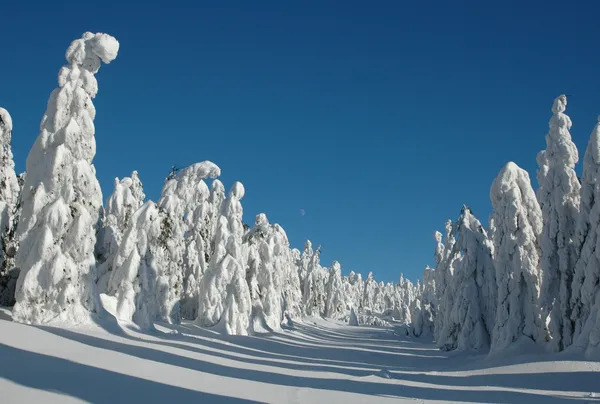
[489, 162, 546, 353]
[0, 107, 20, 306]
[537, 95, 581, 351]
[13, 33, 119, 324]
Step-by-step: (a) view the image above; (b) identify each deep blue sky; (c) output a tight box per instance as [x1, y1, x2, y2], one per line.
[2, 1, 600, 283]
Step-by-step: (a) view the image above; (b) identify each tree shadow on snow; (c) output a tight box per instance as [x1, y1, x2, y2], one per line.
[0, 343, 259, 404]
[36, 326, 591, 404]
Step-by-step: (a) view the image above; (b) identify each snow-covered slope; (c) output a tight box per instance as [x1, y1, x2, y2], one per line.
[1, 309, 598, 404]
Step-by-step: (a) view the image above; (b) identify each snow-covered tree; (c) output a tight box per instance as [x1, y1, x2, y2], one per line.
[362, 272, 377, 312]
[158, 162, 221, 322]
[275, 225, 302, 323]
[434, 220, 458, 343]
[197, 182, 251, 335]
[298, 240, 313, 287]
[0, 108, 20, 306]
[438, 207, 496, 352]
[344, 271, 363, 312]
[571, 117, 600, 342]
[397, 274, 414, 324]
[96, 172, 145, 293]
[489, 162, 546, 353]
[413, 265, 436, 337]
[373, 281, 385, 313]
[13, 33, 119, 324]
[537, 94, 581, 352]
[302, 245, 326, 317]
[244, 213, 285, 332]
[202, 179, 225, 259]
[325, 261, 346, 319]
[157, 162, 221, 321]
[106, 201, 162, 329]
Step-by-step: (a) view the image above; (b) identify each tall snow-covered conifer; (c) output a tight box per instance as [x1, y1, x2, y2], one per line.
[439, 207, 496, 351]
[157, 162, 221, 321]
[0, 108, 20, 306]
[489, 162, 546, 353]
[107, 201, 162, 329]
[325, 261, 346, 319]
[197, 182, 251, 334]
[537, 95, 581, 351]
[13, 33, 119, 324]
[96, 172, 145, 293]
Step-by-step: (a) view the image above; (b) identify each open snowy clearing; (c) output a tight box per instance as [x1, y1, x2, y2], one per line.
[0, 309, 598, 404]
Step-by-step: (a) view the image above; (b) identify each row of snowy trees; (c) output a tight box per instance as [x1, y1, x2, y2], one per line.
[422, 95, 600, 359]
[0, 32, 425, 336]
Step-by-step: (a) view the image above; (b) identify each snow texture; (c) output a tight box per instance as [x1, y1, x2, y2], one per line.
[13, 32, 119, 325]
[489, 162, 546, 353]
[537, 95, 581, 352]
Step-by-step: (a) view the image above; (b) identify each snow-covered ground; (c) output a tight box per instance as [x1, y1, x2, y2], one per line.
[1, 309, 598, 404]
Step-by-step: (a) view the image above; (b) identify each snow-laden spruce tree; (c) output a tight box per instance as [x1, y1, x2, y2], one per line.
[362, 272, 377, 312]
[302, 244, 326, 317]
[202, 179, 225, 259]
[537, 94, 581, 351]
[489, 162, 546, 353]
[373, 281, 385, 313]
[96, 172, 145, 293]
[0, 108, 21, 306]
[438, 207, 496, 352]
[571, 117, 600, 342]
[157, 162, 221, 322]
[245, 213, 285, 332]
[197, 182, 251, 334]
[274, 224, 302, 323]
[325, 261, 346, 319]
[434, 220, 458, 343]
[106, 201, 162, 329]
[397, 274, 414, 324]
[298, 240, 313, 287]
[345, 271, 363, 312]
[413, 266, 436, 337]
[13, 33, 119, 324]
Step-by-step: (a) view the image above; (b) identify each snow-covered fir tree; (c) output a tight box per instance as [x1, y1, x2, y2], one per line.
[245, 213, 285, 332]
[13, 33, 119, 324]
[438, 207, 496, 352]
[411, 266, 435, 337]
[433, 220, 458, 343]
[106, 201, 162, 329]
[362, 272, 377, 312]
[156, 161, 221, 322]
[489, 162, 546, 353]
[274, 224, 302, 323]
[0, 107, 20, 306]
[197, 182, 251, 335]
[96, 172, 145, 293]
[325, 261, 346, 319]
[302, 244, 326, 317]
[298, 240, 313, 288]
[537, 94, 581, 352]
[571, 117, 600, 343]
[203, 179, 225, 259]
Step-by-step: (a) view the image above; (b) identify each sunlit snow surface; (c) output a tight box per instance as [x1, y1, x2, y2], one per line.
[1, 307, 598, 403]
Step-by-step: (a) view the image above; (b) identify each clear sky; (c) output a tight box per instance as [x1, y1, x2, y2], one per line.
[2, 0, 600, 283]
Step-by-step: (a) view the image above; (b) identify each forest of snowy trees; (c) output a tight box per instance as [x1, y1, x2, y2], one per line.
[3, 32, 600, 360]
